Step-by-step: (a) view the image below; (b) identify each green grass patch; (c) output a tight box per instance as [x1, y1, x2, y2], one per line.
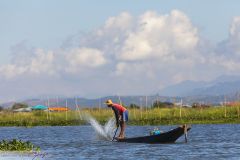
[0, 139, 40, 151]
[0, 106, 240, 126]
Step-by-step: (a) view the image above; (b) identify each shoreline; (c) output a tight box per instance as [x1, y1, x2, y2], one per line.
[0, 107, 240, 127]
[0, 118, 239, 127]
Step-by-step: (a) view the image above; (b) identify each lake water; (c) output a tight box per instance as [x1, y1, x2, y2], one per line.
[0, 124, 240, 160]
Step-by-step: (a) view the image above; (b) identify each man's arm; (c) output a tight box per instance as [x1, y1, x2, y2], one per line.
[111, 107, 120, 126]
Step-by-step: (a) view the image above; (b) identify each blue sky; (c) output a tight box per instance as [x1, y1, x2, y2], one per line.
[1, 0, 239, 64]
[1, 0, 240, 102]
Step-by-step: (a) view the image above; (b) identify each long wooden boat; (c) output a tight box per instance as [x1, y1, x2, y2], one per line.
[116, 125, 191, 144]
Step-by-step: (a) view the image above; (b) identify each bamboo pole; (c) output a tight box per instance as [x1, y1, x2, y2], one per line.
[157, 96, 160, 119]
[45, 100, 49, 120]
[179, 99, 182, 118]
[118, 95, 122, 106]
[224, 106, 227, 118]
[13, 112, 15, 122]
[145, 95, 148, 108]
[65, 99, 68, 121]
[98, 98, 101, 112]
[133, 107, 136, 120]
[140, 97, 143, 119]
[151, 99, 155, 119]
[48, 97, 51, 120]
[145, 96, 148, 120]
[238, 93, 240, 118]
[238, 104, 240, 118]
[200, 102, 203, 114]
[224, 96, 227, 118]
[75, 97, 78, 119]
[160, 108, 162, 120]
[75, 97, 82, 120]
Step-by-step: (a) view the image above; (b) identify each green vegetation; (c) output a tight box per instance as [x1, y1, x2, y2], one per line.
[0, 139, 40, 151]
[11, 103, 29, 110]
[151, 101, 174, 108]
[128, 104, 140, 109]
[126, 106, 240, 125]
[0, 106, 240, 126]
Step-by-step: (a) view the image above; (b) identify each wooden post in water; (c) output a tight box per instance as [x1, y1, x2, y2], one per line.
[184, 124, 188, 143]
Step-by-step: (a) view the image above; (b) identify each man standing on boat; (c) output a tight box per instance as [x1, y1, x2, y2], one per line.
[105, 99, 128, 139]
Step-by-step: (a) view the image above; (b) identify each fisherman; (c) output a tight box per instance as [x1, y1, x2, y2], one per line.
[105, 99, 128, 139]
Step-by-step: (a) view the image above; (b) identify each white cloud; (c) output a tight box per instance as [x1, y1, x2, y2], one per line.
[228, 16, 240, 56]
[0, 64, 26, 79]
[65, 47, 107, 73]
[230, 17, 240, 39]
[114, 10, 203, 86]
[29, 49, 56, 74]
[2, 10, 240, 101]
[104, 12, 133, 31]
[217, 17, 240, 56]
[208, 55, 240, 71]
[213, 16, 240, 73]
[0, 48, 56, 78]
[115, 61, 155, 79]
[119, 10, 199, 61]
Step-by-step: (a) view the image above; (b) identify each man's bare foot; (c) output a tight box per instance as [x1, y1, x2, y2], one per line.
[117, 136, 125, 139]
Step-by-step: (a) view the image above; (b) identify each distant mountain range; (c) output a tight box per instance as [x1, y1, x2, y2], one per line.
[1, 75, 240, 109]
[1, 95, 180, 109]
[159, 75, 240, 97]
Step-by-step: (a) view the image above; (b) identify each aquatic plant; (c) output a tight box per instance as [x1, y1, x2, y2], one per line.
[0, 139, 40, 151]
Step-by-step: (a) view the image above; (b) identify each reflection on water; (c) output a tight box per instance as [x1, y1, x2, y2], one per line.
[0, 124, 240, 160]
[0, 151, 47, 160]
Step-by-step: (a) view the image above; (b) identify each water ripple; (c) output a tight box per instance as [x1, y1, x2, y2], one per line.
[0, 124, 240, 159]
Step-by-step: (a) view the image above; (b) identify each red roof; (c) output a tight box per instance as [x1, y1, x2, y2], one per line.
[48, 107, 70, 111]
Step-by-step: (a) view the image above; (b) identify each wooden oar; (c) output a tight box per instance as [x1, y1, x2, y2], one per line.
[184, 124, 188, 143]
[112, 126, 119, 141]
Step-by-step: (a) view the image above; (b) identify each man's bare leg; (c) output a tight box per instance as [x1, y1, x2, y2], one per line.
[118, 122, 125, 138]
[121, 122, 126, 138]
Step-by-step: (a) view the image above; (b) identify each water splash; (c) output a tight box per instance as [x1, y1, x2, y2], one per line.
[82, 113, 116, 140]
